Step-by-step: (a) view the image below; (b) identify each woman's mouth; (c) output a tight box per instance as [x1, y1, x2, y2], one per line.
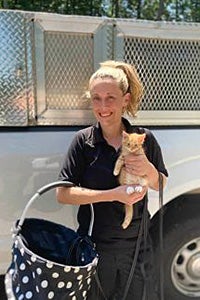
[99, 112, 112, 118]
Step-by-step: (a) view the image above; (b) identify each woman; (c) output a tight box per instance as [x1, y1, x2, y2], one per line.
[56, 60, 168, 300]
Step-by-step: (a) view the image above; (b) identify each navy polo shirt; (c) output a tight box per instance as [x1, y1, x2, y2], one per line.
[59, 118, 168, 249]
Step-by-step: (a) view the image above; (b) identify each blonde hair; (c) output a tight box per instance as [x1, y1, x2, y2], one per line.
[89, 60, 143, 117]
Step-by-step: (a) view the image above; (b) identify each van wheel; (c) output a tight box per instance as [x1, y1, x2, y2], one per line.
[154, 214, 200, 299]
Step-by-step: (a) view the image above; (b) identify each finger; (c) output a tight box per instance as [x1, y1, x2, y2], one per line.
[128, 194, 144, 204]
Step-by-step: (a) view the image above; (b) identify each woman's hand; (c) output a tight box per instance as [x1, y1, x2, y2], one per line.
[124, 152, 151, 177]
[123, 153, 164, 191]
[114, 184, 148, 206]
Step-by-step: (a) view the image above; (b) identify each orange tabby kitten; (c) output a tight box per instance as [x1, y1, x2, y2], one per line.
[113, 131, 147, 229]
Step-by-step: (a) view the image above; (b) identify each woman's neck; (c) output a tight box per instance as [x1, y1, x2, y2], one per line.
[101, 122, 125, 150]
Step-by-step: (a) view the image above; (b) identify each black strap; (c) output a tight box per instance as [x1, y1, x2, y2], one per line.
[122, 199, 147, 300]
[94, 272, 108, 300]
[158, 172, 165, 300]
[95, 174, 163, 300]
[122, 172, 164, 300]
[94, 202, 146, 300]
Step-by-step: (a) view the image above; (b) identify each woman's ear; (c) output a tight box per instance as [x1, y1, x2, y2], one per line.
[123, 92, 131, 107]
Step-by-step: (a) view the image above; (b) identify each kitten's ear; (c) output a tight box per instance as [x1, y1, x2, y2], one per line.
[139, 133, 146, 144]
[122, 131, 129, 139]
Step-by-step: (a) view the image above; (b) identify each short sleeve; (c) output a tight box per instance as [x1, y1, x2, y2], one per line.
[143, 128, 168, 177]
[58, 131, 86, 185]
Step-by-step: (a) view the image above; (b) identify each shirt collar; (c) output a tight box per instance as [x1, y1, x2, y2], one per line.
[86, 117, 134, 147]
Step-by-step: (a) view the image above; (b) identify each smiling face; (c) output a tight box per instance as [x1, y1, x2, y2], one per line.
[89, 77, 130, 128]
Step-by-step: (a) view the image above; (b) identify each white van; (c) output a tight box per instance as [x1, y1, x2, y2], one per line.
[0, 11, 200, 300]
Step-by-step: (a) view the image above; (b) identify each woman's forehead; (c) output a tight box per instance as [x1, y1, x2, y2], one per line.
[89, 78, 121, 92]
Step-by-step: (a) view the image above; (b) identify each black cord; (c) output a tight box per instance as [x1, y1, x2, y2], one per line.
[158, 172, 165, 300]
[94, 272, 108, 300]
[123, 172, 165, 300]
[95, 175, 163, 300]
[95, 201, 146, 300]
[122, 199, 147, 300]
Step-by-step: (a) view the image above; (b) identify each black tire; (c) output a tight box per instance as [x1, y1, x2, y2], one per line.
[154, 212, 200, 300]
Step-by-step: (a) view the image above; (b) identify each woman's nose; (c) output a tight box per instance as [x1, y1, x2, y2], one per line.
[100, 99, 109, 108]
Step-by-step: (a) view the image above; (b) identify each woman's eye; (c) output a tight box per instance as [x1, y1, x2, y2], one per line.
[92, 97, 100, 102]
[108, 96, 115, 102]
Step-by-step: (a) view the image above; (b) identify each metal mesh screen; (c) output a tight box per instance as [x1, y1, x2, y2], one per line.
[0, 11, 199, 126]
[44, 32, 93, 110]
[124, 37, 200, 111]
[0, 11, 35, 126]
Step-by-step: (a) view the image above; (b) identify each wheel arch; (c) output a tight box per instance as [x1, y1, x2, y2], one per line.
[150, 193, 200, 241]
[148, 156, 200, 218]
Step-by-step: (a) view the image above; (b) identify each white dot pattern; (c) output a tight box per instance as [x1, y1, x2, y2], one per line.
[83, 290, 87, 297]
[48, 291, 54, 299]
[77, 275, 83, 281]
[52, 272, 59, 278]
[87, 278, 91, 285]
[35, 285, 39, 293]
[20, 263, 26, 271]
[36, 268, 42, 275]
[31, 256, 36, 262]
[22, 276, 29, 284]
[10, 254, 96, 299]
[74, 267, 80, 273]
[69, 291, 75, 296]
[66, 281, 72, 289]
[46, 262, 53, 269]
[57, 281, 65, 288]
[64, 266, 71, 272]
[25, 291, 33, 299]
[41, 280, 48, 288]
[9, 228, 97, 299]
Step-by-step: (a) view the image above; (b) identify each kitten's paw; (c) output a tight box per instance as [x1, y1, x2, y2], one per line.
[126, 186, 135, 195]
[134, 185, 143, 193]
[126, 185, 143, 194]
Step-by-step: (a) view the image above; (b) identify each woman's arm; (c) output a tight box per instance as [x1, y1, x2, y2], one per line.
[142, 159, 167, 190]
[56, 184, 147, 206]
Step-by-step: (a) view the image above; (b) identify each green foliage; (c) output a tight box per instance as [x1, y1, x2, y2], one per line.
[0, 0, 199, 22]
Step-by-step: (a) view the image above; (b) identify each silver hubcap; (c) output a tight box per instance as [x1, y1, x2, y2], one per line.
[171, 237, 200, 297]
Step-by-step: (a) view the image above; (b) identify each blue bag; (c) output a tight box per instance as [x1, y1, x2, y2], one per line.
[5, 181, 98, 300]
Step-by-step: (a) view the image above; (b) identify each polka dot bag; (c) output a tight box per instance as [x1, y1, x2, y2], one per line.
[5, 181, 98, 300]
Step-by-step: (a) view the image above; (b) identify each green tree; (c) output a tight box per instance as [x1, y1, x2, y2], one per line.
[190, 0, 200, 21]
[157, 0, 165, 20]
[0, 0, 199, 22]
[142, 0, 171, 20]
